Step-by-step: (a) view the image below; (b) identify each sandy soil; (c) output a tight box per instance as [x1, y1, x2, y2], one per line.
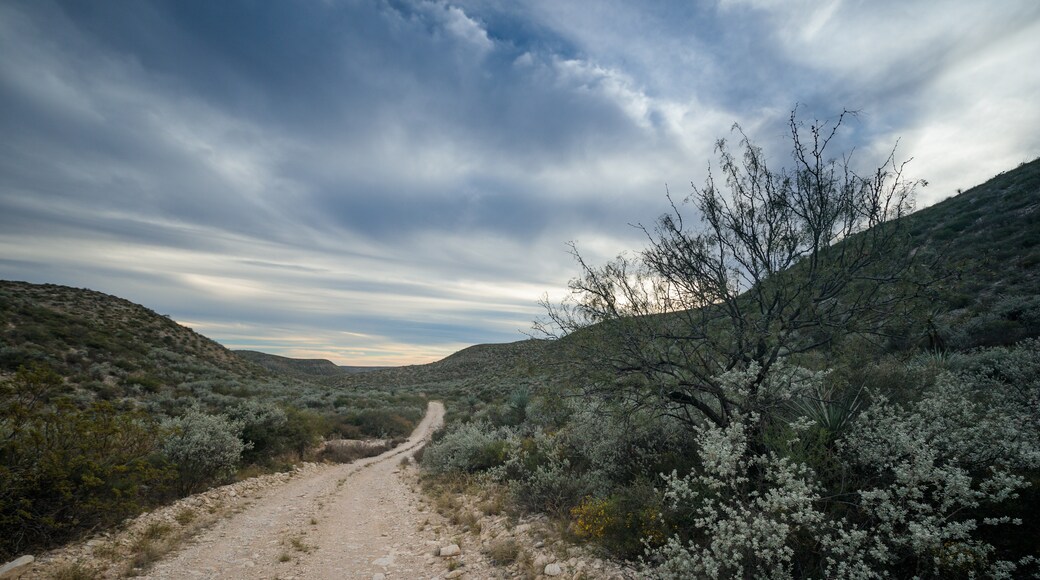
[143, 401, 459, 580]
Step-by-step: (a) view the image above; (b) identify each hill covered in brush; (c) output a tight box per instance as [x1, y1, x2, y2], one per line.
[2, 153, 1037, 570]
[234, 349, 391, 381]
[903, 157, 1040, 349]
[340, 158, 1040, 405]
[0, 281, 267, 394]
[0, 281, 426, 559]
[416, 149, 1040, 578]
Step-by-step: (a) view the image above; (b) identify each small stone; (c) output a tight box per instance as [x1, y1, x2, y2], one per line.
[372, 574, 385, 580]
[446, 570, 465, 579]
[533, 541, 544, 549]
[439, 544, 461, 557]
[0, 555, 35, 580]
[372, 555, 393, 566]
[544, 563, 563, 576]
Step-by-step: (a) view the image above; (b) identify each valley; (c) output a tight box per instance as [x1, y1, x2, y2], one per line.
[2, 156, 1039, 578]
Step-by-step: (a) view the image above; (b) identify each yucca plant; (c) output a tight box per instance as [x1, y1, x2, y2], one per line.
[789, 381, 865, 436]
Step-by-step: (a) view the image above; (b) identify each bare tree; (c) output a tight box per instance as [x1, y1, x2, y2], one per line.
[539, 110, 928, 429]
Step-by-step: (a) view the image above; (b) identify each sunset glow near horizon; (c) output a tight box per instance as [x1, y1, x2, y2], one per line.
[2, 1, 1039, 365]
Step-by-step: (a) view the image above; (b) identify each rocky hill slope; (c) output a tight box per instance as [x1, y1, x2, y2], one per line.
[0, 281, 275, 397]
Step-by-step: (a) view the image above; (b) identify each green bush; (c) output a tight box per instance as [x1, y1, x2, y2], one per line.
[333, 407, 421, 438]
[499, 431, 602, 514]
[227, 400, 288, 463]
[422, 421, 510, 474]
[280, 406, 327, 458]
[0, 365, 172, 559]
[160, 408, 248, 495]
[571, 481, 666, 559]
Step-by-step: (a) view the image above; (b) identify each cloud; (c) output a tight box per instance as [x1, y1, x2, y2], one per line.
[1, 0, 1038, 364]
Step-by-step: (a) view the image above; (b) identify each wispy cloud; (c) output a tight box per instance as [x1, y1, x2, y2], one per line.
[1, 0, 1038, 364]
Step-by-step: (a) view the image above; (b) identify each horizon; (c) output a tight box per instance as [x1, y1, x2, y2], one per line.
[2, 1, 1039, 366]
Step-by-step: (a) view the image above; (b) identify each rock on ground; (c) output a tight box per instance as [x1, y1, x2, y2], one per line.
[0, 556, 35, 580]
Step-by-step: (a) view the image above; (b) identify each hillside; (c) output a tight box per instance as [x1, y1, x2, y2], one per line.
[0, 281, 429, 560]
[332, 338, 568, 399]
[0, 280, 433, 422]
[331, 157, 1040, 403]
[904, 157, 1040, 349]
[235, 350, 392, 380]
[236, 350, 347, 378]
[412, 157, 1040, 577]
[2, 157, 1038, 571]
[0, 281, 271, 395]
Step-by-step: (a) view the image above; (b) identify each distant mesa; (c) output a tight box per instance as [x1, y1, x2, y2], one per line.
[234, 350, 392, 377]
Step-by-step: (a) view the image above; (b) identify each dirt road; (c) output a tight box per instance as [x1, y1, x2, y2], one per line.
[144, 401, 461, 580]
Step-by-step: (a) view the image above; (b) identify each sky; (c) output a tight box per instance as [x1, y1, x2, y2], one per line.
[1, 0, 1039, 366]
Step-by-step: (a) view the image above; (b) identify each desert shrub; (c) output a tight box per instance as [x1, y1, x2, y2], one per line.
[647, 360, 1040, 579]
[335, 407, 422, 438]
[524, 390, 574, 430]
[0, 345, 46, 371]
[487, 386, 530, 427]
[648, 416, 832, 579]
[279, 406, 327, 458]
[49, 562, 99, 580]
[948, 338, 1040, 428]
[944, 295, 1040, 350]
[838, 369, 1040, 577]
[571, 481, 666, 559]
[412, 444, 426, 464]
[422, 421, 510, 474]
[497, 430, 604, 514]
[317, 439, 397, 464]
[160, 408, 248, 495]
[0, 365, 172, 559]
[562, 403, 693, 486]
[227, 399, 289, 463]
[124, 372, 164, 394]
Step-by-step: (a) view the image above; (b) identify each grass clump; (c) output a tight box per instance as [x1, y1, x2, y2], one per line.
[49, 562, 100, 580]
[126, 537, 163, 575]
[141, 521, 172, 540]
[486, 538, 520, 565]
[174, 508, 196, 526]
[288, 535, 313, 554]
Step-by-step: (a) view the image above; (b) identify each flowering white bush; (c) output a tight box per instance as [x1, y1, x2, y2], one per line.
[840, 368, 1039, 577]
[713, 361, 829, 412]
[649, 416, 830, 579]
[648, 354, 1040, 579]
